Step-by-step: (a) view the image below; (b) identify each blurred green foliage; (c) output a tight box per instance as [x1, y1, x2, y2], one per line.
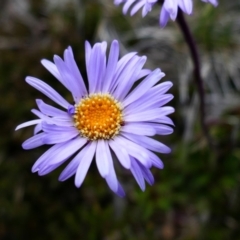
[0, 0, 240, 239]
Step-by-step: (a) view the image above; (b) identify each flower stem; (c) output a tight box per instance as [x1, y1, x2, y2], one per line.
[176, 9, 215, 149]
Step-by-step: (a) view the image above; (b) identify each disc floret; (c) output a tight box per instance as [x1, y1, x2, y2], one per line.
[74, 93, 123, 140]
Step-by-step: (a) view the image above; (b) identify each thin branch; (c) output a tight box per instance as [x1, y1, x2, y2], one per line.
[176, 9, 215, 149]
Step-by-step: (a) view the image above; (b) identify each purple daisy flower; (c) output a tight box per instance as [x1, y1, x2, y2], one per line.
[114, 0, 218, 27]
[16, 40, 174, 197]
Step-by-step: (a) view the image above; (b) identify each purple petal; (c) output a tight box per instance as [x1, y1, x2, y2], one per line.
[22, 133, 45, 150]
[130, 1, 145, 16]
[102, 40, 119, 93]
[129, 94, 174, 114]
[123, 0, 136, 14]
[15, 119, 41, 131]
[32, 142, 66, 172]
[54, 55, 81, 102]
[26, 76, 70, 109]
[124, 81, 173, 114]
[75, 141, 97, 187]
[34, 123, 42, 135]
[120, 122, 156, 136]
[47, 137, 86, 166]
[110, 52, 137, 93]
[85, 41, 92, 69]
[164, 0, 178, 20]
[36, 99, 69, 118]
[201, 0, 218, 7]
[109, 139, 131, 169]
[154, 116, 175, 126]
[116, 136, 152, 168]
[160, 6, 170, 28]
[96, 140, 110, 177]
[41, 122, 76, 133]
[42, 131, 79, 144]
[63, 47, 88, 98]
[38, 162, 63, 176]
[123, 68, 165, 107]
[32, 137, 85, 173]
[130, 157, 145, 191]
[116, 183, 126, 197]
[124, 107, 174, 122]
[114, 56, 147, 101]
[122, 132, 171, 154]
[178, 0, 193, 14]
[138, 162, 154, 185]
[147, 123, 173, 135]
[41, 59, 64, 86]
[59, 142, 91, 181]
[87, 43, 107, 94]
[104, 142, 118, 192]
[147, 150, 164, 169]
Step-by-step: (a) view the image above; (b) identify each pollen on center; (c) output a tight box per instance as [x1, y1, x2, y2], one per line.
[74, 93, 123, 140]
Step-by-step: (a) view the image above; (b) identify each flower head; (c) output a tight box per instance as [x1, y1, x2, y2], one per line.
[114, 0, 218, 27]
[16, 40, 174, 196]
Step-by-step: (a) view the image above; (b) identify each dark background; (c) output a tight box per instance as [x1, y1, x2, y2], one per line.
[0, 0, 240, 239]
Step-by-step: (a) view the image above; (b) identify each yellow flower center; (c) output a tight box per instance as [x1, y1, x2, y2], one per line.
[74, 93, 123, 140]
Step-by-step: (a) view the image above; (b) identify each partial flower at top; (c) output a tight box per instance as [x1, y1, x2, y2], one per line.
[16, 40, 174, 197]
[114, 0, 218, 27]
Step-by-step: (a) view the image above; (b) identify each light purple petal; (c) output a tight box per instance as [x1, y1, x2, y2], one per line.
[201, 0, 218, 7]
[32, 142, 67, 172]
[38, 162, 63, 176]
[160, 7, 170, 28]
[59, 142, 91, 181]
[120, 122, 156, 136]
[164, 0, 178, 20]
[85, 41, 92, 68]
[87, 43, 107, 94]
[96, 139, 110, 177]
[137, 69, 151, 79]
[124, 81, 173, 114]
[124, 107, 174, 122]
[129, 94, 174, 114]
[34, 123, 42, 135]
[154, 116, 175, 126]
[22, 133, 45, 150]
[109, 52, 137, 93]
[36, 99, 70, 118]
[114, 56, 147, 101]
[123, 0, 136, 14]
[41, 59, 64, 86]
[26, 76, 70, 109]
[15, 119, 41, 131]
[122, 132, 171, 154]
[123, 68, 165, 107]
[109, 139, 131, 169]
[138, 162, 154, 185]
[75, 141, 97, 187]
[42, 131, 79, 144]
[104, 142, 118, 192]
[102, 40, 119, 93]
[147, 123, 173, 135]
[116, 136, 151, 168]
[147, 150, 164, 169]
[130, 1, 145, 16]
[54, 55, 82, 102]
[178, 0, 193, 14]
[41, 122, 76, 133]
[32, 137, 85, 173]
[46, 137, 86, 166]
[130, 157, 145, 191]
[63, 47, 87, 98]
[116, 183, 126, 197]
